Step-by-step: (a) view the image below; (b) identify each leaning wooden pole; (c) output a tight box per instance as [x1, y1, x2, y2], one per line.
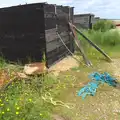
[69, 22, 112, 62]
[69, 23, 92, 66]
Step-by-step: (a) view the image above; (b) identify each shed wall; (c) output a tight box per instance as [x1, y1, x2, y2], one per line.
[44, 4, 74, 67]
[74, 14, 94, 29]
[0, 3, 74, 67]
[0, 3, 45, 63]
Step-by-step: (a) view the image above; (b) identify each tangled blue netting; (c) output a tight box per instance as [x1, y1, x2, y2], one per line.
[77, 72, 117, 100]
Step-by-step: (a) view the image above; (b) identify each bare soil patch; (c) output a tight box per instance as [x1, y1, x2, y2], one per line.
[49, 56, 79, 76]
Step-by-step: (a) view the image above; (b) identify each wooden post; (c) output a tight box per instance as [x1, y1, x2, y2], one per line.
[69, 22, 112, 62]
[69, 23, 92, 66]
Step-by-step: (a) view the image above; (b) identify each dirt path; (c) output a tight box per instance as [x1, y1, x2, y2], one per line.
[52, 58, 120, 120]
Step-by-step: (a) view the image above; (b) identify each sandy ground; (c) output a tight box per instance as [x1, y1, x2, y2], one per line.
[49, 56, 79, 76]
[52, 58, 120, 120]
[105, 59, 120, 78]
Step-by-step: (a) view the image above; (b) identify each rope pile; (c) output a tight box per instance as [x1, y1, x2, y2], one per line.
[78, 72, 117, 100]
[42, 92, 75, 109]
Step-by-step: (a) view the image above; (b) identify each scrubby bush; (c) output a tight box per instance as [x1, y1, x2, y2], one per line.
[93, 20, 115, 32]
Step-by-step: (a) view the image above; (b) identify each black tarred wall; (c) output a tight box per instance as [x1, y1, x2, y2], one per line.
[44, 4, 74, 67]
[0, 3, 45, 63]
[0, 3, 74, 67]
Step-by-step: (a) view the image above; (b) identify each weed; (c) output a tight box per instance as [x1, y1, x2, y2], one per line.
[78, 30, 120, 46]
[93, 20, 115, 32]
[0, 74, 57, 120]
[0, 57, 6, 69]
[0, 70, 76, 120]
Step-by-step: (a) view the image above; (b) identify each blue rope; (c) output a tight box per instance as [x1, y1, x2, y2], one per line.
[77, 72, 117, 99]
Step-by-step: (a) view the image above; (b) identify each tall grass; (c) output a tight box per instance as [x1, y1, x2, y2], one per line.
[77, 29, 120, 62]
[78, 19, 120, 48]
[78, 29, 120, 47]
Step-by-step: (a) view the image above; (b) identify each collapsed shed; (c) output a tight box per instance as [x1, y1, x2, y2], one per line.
[0, 3, 74, 68]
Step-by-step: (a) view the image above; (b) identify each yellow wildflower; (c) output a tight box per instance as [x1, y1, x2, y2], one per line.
[16, 107, 20, 110]
[40, 113, 43, 116]
[15, 103, 18, 106]
[25, 93, 28, 95]
[19, 98, 23, 101]
[28, 99, 32, 102]
[1, 104, 4, 106]
[1, 112, 5, 114]
[7, 108, 10, 112]
[16, 112, 19, 115]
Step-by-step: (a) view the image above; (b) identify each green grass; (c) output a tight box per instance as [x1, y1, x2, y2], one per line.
[0, 74, 58, 120]
[0, 56, 120, 120]
[50, 28, 120, 120]
[76, 29, 120, 64]
[0, 65, 78, 120]
[0, 54, 60, 120]
[0, 28, 120, 120]
[78, 29, 120, 46]
[52, 64, 120, 120]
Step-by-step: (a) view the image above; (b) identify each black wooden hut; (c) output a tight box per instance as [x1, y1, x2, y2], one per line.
[0, 3, 74, 68]
[74, 13, 95, 29]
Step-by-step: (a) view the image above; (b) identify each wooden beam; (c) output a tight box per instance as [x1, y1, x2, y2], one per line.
[69, 22, 112, 62]
[69, 22, 92, 66]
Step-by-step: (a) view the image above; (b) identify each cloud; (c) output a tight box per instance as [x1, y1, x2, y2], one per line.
[26, 0, 73, 5]
[70, 0, 120, 19]
[0, 0, 25, 7]
[0, 0, 120, 19]
[72, 0, 120, 19]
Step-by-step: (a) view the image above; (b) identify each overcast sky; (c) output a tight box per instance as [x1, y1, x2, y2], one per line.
[0, 0, 120, 19]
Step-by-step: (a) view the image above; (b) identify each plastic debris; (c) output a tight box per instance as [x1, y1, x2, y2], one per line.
[78, 72, 117, 99]
[89, 72, 117, 87]
[78, 82, 99, 100]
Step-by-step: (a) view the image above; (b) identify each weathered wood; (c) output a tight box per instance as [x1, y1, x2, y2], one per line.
[74, 14, 94, 29]
[69, 23, 92, 66]
[0, 3, 74, 67]
[70, 22, 112, 62]
[45, 5, 74, 67]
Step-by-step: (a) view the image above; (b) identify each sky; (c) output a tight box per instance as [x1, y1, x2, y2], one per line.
[0, 0, 120, 19]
